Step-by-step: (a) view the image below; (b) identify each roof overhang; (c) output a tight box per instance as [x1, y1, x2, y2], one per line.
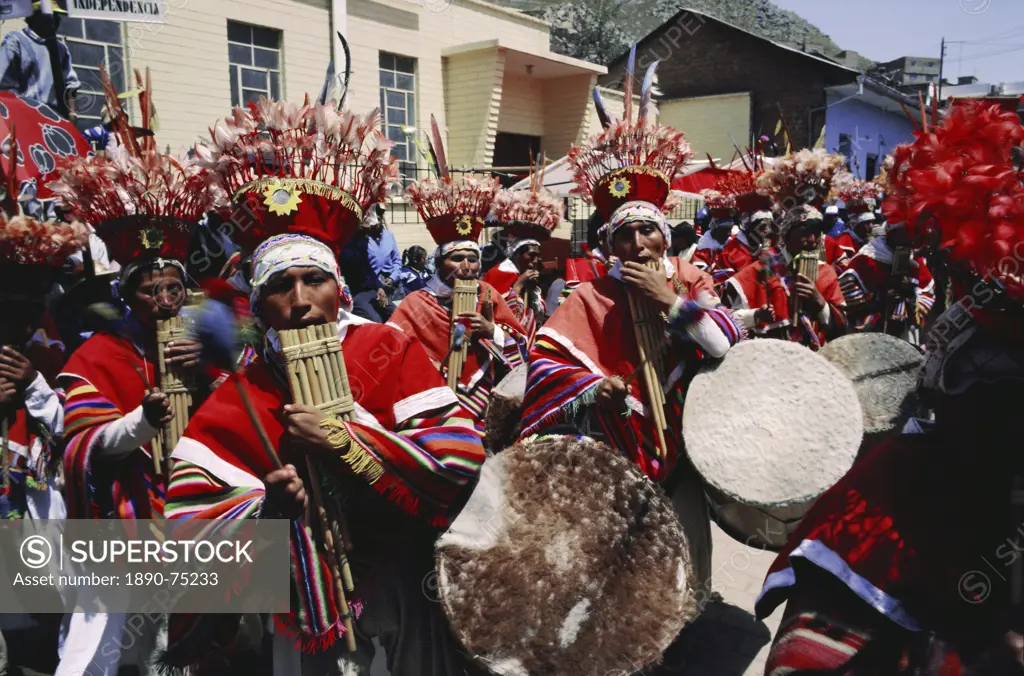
[826, 81, 916, 115]
[443, 39, 607, 78]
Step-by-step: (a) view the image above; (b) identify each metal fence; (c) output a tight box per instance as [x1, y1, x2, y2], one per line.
[383, 165, 704, 261]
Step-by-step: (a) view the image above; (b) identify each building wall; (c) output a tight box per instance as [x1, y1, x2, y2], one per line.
[498, 71, 545, 137]
[442, 48, 506, 168]
[601, 10, 858, 152]
[541, 72, 594, 159]
[824, 94, 916, 180]
[659, 92, 750, 162]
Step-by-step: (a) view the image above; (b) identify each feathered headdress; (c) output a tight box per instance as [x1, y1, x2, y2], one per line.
[700, 169, 769, 218]
[49, 69, 212, 265]
[830, 174, 881, 214]
[569, 45, 692, 218]
[873, 155, 894, 194]
[755, 148, 848, 210]
[492, 156, 562, 244]
[197, 96, 398, 254]
[405, 115, 499, 250]
[0, 214, 87, 267]
[883, 99, 1024, 305]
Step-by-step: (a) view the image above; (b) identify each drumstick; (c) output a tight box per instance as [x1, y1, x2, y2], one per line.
[235, 379, 283, 471]
[622, 342, 670, 388]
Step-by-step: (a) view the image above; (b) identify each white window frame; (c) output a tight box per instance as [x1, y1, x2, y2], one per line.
[58, 18, 126, 132]
[227, 21, 283, 107]
[379, 52, 417, 193]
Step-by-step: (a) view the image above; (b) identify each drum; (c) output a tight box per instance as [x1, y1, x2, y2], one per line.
[436, 436, 697, 676]
[483, 364, 527, 455]
[818, 333, 924, 442]
[683, 340, 863, 551]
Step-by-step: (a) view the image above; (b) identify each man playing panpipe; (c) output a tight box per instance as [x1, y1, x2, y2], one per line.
[389, 133, 528, 431]
[165, 98, 486, 675]
[482, 182, 563, 345]
[700, 169, 776, 283]
[723, 205, 848, 349]
[830, 179, 882, 270]
[838, 220, 935, 338]
[755, 99, 1024, 676]
[521, 58, 743, 587]
[47, 99, 212, 675]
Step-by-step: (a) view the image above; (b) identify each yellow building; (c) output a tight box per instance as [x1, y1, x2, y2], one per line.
[2, 0, 605, 249]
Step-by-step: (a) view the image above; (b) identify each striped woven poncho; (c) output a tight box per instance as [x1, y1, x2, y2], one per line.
[520, 256, 743, 482]
[387, 277, 528, 431]
[59, 332, 165, 520]
[165, 316, 485, 652]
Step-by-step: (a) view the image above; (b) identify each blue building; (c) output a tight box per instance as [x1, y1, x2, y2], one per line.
[822, 78, 917, 180]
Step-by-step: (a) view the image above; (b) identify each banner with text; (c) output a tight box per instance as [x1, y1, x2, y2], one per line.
[0, 519, 290, 613]
[0, 0, 32, 19]
[68, 0, 165, 23]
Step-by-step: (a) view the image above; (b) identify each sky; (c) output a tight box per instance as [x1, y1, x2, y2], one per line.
[770, 0, 1024, 84]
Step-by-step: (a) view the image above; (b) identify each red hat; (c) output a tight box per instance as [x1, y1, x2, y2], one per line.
[49, 72, 211, 268]
[406, 177, 498, 252]
[831, 177, 881, 215]
[198, 97, 398, 256]
[406, 115, 498, 254]
[492, 170, 563, 246]
[569, 46, 692, 220]
[755, 149, 848, 210]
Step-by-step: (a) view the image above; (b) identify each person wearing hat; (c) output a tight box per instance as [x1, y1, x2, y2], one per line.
[483, 185, 562, 344]
[722, 205, 848, 349]
[522, 70, 743, 590]
[691, 208, 735, 276]
[0, 0, 79, 121]
[166, 98, 487, 674]
[754, 98, 1024, 676]
[717, 189, 777, 276]
[837, 219, 935, 340]
[389, 165, 529, 432]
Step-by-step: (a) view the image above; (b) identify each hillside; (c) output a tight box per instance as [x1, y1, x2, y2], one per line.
[494, 0, 873, 72]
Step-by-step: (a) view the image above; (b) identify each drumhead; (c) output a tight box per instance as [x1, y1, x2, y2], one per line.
[818, 333, 924, 437]
[683, 339, 863, 509]
[437, 436, 696, 675]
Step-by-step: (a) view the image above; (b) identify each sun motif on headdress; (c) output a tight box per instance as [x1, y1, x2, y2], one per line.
[263, 180, 302, 216]
[608, 178, 631, 199]
[454, 215, 474, 236]
[139, 227, 164, 251]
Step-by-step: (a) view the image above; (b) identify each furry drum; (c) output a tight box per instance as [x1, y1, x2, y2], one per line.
[483, 363, 528, 455]
[436, 435, 697, 676]
[818, 333, 924, 442]
[683, 339, 863, 550]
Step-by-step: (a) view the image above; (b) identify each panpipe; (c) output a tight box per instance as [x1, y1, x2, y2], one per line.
[883, 247, 913, 333]
[278, 323, 357, 652]
[153, 314, 193, 476]
[626, 260, 669, 460]
[447, 279, 479, 391]
[791, 250, 820, 325]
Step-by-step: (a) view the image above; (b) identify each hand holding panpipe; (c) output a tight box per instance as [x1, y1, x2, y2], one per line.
[155, 315, 193, 477]
[625, 260, 670, 460]
[447, 279, 478, 391]
[278, 323, 357, 652]
[790, 251, 820, 326]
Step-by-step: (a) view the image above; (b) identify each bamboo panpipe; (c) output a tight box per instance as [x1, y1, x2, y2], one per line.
[155, 314, 194, 476]
[278, 323, 357, 652]
[447, 279, 479, 391]
[791, 250, 820, 325]
[626, 260, 669, 460]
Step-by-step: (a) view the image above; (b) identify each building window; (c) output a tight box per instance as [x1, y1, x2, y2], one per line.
[227, 21, 282, 107]
[379, 52, 416, 190]
[838, 134, 853, 170]
[865, 154, 878, 180]
[58, 18, 124, 133]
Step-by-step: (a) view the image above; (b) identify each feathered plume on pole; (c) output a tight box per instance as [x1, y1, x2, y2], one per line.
[637, 60, 659, 125]
[192, 295, 282, 470]
[337, 32, 352, 109]
[593, 88, 614, 130]
[622, 43, 636, 125]
[429, 114, 449, 180]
